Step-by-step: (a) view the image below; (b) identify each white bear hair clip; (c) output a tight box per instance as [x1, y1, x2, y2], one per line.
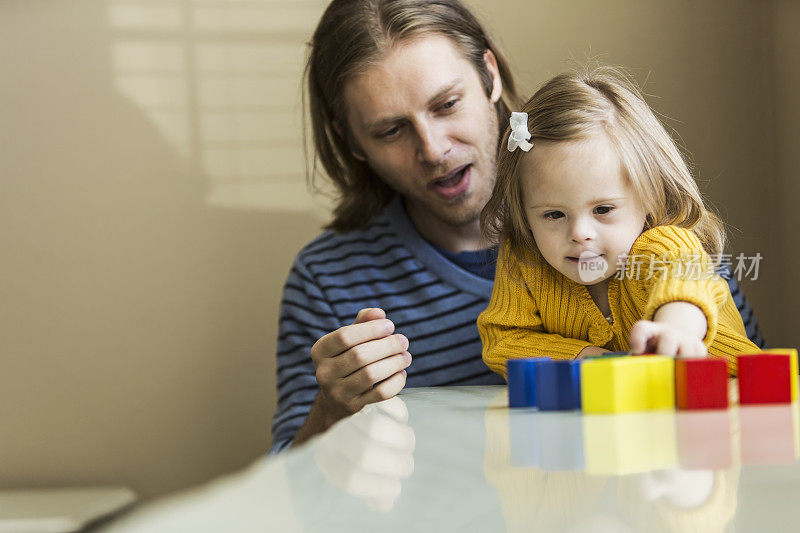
[507, 112, 533, 152]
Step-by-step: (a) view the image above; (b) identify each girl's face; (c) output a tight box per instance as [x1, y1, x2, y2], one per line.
[519, 132, 648, 285]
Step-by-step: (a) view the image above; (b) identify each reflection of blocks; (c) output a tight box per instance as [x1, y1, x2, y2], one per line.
[509, 410, 585, 470]
[738, 350, 798, 404]
[535, 360, 582, 411]
[677, 410, 733, 469]
[675, 358, 728, 409]
[537, 412, 585, 471]
[583, 411, 677, 475]
[740, 403, 800, 465]
[507, 357, 550, 408]
[509, 410, 540, 467]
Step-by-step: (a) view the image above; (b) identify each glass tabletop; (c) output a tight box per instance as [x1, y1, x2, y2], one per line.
[102, 385, 800, 532]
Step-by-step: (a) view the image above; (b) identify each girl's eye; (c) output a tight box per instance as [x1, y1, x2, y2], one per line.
[595, 205, 613, 215]
[544, 211, 564, 220]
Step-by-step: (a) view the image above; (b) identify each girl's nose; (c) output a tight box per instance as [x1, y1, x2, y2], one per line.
[569, 217, 597, 242]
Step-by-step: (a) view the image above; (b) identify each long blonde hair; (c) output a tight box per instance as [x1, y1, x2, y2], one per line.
[481, 66, 725, 268]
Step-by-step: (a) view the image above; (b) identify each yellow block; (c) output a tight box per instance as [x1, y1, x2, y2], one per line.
[645, 356, 675, 410]
[763, 348, 799, 402]
[580, 358, 649, 414]
[794, 403, 799, 459]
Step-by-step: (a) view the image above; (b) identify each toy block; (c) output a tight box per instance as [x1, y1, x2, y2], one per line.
[581, 357, 649, 413]
[584, 351, 629, 360]
[535, 360, 581, 411]
[738, 350, 798, 404]
[645, 356, 675, 410]
[537, 412, 584, 471]
[740, 403, 800, 465]
[762, 348, 799, 402]
[506, 357, 549, 408]
[583, 411, 677, 475]
[675, 358, 728, 409]
[677, 410, 733, 469]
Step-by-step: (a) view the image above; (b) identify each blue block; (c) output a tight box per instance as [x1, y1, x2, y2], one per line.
[507, 357, 550, 408]
[535, 360, 582, 410]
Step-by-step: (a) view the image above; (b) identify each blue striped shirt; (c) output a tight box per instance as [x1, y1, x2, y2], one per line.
[270, 197, 504, 452]
[270, 197, 765, 452]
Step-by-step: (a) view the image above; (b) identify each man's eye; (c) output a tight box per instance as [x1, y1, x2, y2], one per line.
[379, 126, 401, 139]
[440, 99, 458, 111]
[544, 211, 564, 220]
[595, 206, 613, 215]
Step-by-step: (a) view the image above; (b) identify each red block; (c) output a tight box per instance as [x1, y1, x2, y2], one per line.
[738, 354, 792, 404]
[675, 358, 728, 409]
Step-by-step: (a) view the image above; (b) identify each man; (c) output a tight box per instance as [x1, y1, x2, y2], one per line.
[270, 0, 764, 453]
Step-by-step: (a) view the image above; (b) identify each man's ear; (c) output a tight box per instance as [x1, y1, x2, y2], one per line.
[351, 146, 367, 162]
[333, 121, 367, 162]
[483, 49, 503, 104]
[350, 143, 367, 162]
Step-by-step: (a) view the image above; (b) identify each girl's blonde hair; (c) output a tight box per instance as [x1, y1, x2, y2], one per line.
[481, 66, 725, 268]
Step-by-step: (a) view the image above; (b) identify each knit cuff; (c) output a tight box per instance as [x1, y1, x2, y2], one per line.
[643, 275, 726, 345]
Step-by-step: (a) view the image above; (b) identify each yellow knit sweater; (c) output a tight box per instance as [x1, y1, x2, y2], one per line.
[478, 225, 758, 378]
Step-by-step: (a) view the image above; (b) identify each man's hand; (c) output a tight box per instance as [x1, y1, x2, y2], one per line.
[315, 397, 415, 513]
[293, 308, 411, 447]
[630, 301, 709, 357]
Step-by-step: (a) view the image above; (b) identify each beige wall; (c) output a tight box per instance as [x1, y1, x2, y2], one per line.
[1, 1, 796, 500]
[768, 0, 800, 345]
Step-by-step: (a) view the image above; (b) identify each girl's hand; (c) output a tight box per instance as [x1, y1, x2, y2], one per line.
[577, 345, 611, 358]
[629, 320, 708, 357]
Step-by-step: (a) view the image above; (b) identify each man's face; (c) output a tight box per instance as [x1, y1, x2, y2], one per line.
[343, 35, 502, 228]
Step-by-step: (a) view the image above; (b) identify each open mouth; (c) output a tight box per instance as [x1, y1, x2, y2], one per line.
[429, 164, 471, 199]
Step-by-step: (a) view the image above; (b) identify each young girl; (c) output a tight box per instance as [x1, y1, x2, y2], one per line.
[477, 67, 759, 378]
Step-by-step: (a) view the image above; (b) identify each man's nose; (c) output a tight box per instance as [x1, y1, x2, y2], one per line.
[569, 216, 597, 242]
[415, 121, 451, 166]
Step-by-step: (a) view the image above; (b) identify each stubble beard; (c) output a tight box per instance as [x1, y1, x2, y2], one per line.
[414, 147, 498, 229]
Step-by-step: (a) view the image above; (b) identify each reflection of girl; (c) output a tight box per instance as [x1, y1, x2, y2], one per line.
[617, 469, 739, 533]
[483, 390, 606, 532]
[478, 67, 759, 376]
[483, 389, 740, 532]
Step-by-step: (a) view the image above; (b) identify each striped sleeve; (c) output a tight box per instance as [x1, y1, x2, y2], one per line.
[269, 253, 341, 454]
[715, 264, 767, 348]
